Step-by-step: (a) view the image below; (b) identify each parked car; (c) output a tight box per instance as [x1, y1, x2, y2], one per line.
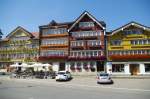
[97, 73, 113, 84]
[55, 71, 72, 81]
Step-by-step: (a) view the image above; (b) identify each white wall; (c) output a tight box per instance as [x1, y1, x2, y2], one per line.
[139, 63, 145, 75]
[106, 62, 112, 74]
[124, 63, 130, 75]
[52, 62, 59, 72]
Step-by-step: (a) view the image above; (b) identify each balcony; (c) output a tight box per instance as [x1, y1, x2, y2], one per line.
[39, 55, 68, 60]
[70, 46, 84, 50]
[87, 45, 102, 50]
[109, 54, 150, 60]
[110, 46, 124, 49]
[68, 56, 106, 61]
[79, 27, 95, 31]
[71, 31, 101, 40]
[131, 45, 150, 49]
[41, 44, 68, 48]
[42, 33, 68, 38]
[0, 58, 11, 62]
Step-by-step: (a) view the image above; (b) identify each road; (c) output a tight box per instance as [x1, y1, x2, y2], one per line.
[0, 76, 150, 99]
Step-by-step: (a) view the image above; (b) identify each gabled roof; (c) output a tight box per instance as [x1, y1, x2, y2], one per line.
[31, 32, 39, 39]
[68, 11, 106, 31]
[39, 21, 74, 29]
[6, 26, 34, 39]
[109, 21, 150, 36]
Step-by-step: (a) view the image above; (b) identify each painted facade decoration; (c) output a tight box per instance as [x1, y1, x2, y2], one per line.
[0, 26, 39, 72]
[107, 22, 150, 75]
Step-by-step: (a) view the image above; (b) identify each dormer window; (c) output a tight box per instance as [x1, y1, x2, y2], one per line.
[124, 29, 142, 35]
[79, 22, 94, 28]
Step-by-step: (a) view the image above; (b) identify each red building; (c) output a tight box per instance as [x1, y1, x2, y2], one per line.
[68, 11, 106, 72]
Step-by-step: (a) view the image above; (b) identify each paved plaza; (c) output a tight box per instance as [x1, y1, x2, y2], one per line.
[0, 76, 150, 99]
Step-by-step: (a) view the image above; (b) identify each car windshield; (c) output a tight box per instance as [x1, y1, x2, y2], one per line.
[58, 72, 65, 75]
[99, 73, 109, 76]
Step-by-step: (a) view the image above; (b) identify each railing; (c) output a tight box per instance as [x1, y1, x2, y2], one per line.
[70, 41, 85, 49]
[109, 54, 150, 60]
[0, 58, 11, 62]
[71, 31, 101, 39]
[39, 55, 68, 60]
[0, 48, 39, 54]
[41, 44, 68, 48]
[68, 56, 106, 60]
[42, 33, 68, 38]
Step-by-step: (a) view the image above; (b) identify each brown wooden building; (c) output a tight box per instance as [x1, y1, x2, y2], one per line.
[68, 11, 106, 72]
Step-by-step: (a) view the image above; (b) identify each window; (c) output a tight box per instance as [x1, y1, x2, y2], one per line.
[42, 28, 67, 35]
[112, 64, 124, 72]
[131, 39, 150, 45]
[71, 31, 100, 38]
[70, 62, 75, 70]
[83, 62, 88, 69]
[40, 50, 66, 56]
[41, 38, 68, 45]
[87, 40, 101, 46]
[79, 22, 94, 28]
[94, 51, 98, 56]
[76, 62, 82, 70]
[145, 64, 150, 72]
[111, 40, 121, 46]
[124, 29, 143, 35]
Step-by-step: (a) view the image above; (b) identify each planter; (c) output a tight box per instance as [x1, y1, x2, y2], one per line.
[70, 67, 76, 71]
[90, 67, 96, 72]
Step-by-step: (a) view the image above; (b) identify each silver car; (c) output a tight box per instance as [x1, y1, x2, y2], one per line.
[55, 71, 72, 81]
[97, 73, 113, 84]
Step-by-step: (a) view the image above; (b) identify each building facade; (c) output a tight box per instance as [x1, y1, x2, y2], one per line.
[0, 26, 39, 71]
[107, 22, 150, 75]
[68, 11, 106, 73]
[39, 20, 72, 71]
[39, 11, 106, 73]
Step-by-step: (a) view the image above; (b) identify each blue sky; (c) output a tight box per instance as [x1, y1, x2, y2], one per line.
[0, 0, 150, 37]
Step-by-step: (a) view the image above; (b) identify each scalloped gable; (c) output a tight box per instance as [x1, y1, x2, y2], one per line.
[68, 11, 105, 31]
[6, 26, 33, 39]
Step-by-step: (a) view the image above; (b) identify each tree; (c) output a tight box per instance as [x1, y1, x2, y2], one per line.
[0, 29, 3, 39]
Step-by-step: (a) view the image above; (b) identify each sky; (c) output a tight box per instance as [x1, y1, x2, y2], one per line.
[0, 0, 150, 37]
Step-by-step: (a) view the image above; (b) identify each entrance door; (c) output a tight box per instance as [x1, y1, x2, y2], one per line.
[96, 61, 104, 72]
[130, 64, 139, 75]
[59, 62, 65, 71]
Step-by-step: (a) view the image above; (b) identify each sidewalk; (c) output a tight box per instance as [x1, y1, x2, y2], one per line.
[1, 75, 150, 80]
[72, 74, 150, 79]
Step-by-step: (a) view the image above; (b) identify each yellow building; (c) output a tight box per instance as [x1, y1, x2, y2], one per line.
[0, 26, 39, 72]
[107, 22, 150, 75]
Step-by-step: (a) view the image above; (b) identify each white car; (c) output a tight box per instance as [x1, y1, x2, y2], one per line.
[55, 71, 72, 81]
[97, 73, 113, 84]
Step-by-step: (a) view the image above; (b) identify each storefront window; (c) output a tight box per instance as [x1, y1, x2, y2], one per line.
[145, 64, 150, 72]
[90, 62, 95, 72]
[112, 64, 124, 72]
[83, 62, 88, 70]
[76, 62, 82, 71]
[70, 62, 75, 71]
